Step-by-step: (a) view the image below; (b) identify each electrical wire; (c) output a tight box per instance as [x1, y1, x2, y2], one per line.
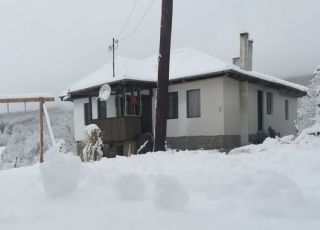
[118, 0, 157, 41]
[116, 0, 139, 39]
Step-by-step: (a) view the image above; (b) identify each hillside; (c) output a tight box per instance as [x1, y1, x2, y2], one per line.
[0, 107, 75, 169]
[284, 74, 313, 86]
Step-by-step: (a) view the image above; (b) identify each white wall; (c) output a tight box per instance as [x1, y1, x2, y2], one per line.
[223, 77, 241, 135]
[165, 77, 298, 138]
[73, 77, 298, 142]
[166, 78, 224, 137]
[91, 97, 98, 119]
[107, 95, 116, 118]
[73, 98, 88, 141]
[248, 83, 298, 137]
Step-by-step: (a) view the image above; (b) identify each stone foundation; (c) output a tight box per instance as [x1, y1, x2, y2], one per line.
[166, 135, 241, 150]
[249, 131, 268, 144]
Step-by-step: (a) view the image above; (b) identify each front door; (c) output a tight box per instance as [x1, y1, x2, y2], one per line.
[141, 95, 153, 133]
[257, 90, 263, 130]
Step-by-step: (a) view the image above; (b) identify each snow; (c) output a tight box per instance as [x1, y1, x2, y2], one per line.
[84, 124, 101, 137]
[39, 148, 84, 196]
[0, 146, 5, 154]
[1, 135, 320, 229]
[66, 47, 306, 94]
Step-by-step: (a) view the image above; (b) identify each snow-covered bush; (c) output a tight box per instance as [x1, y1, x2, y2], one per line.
[297, 65, 320, 132]
[81, 124, 103, 162]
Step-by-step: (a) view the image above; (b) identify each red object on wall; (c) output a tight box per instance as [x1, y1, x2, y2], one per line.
[131, 96, 138, 107]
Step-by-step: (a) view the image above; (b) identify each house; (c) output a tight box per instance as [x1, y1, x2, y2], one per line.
[62, 33, 307, 155]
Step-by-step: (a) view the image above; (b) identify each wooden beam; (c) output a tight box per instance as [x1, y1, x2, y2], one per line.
[39, 101, 44, 163]
[0, 97, 55, 104]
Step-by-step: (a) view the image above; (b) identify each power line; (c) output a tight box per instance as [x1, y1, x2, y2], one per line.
[116, 0, 139, 39]
[118, 0, 157, 41]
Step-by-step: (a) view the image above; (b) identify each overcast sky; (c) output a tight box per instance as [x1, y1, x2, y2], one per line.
[0, 0, 319, 101]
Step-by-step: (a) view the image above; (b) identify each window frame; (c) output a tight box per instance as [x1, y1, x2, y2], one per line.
[285, 99, 289, 120]
[187, 89, 201, 118]
[84, 101, 92, 125]
[97, 99, 107, 119]
[266, 92, 273, 115]
[168, 92, 178, 119]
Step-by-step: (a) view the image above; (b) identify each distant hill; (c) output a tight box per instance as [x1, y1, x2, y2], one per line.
[284, 74, 313, 86]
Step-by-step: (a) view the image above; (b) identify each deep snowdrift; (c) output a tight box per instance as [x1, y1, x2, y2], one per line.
[1, 136, 320, 230]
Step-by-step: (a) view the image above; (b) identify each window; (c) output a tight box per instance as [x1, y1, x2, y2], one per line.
[187, 89, 201, 118]
[84, 102, 92, 125]
[115, 96, 124, 117]
[126, 95, 140, 116]
[266, 92, 273, 115]
[97, 99, 107, 119]
[285, 100, 289, 120]
[168, 92, 178, 119]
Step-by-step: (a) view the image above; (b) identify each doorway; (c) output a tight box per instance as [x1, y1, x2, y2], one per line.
[257, 90, 263, 130]
[141, 95, 153, 133]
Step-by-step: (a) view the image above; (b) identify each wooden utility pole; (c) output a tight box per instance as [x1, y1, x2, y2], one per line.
[109, 38, 118, 78]
[154, 0, 173, 152]
[39, 101, 44, 163]
[112, 38, 115, 78]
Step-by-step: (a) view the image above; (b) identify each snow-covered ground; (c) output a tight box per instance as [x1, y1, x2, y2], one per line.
[1, 135, 320, 230]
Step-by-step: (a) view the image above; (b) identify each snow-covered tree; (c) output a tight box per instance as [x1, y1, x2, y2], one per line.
[296, 65, 320, 132]
[81, 124, 103, 162]
[313, 65, 320, 124]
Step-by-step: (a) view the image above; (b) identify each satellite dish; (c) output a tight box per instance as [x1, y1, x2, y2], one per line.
[99, 84, 111, 101]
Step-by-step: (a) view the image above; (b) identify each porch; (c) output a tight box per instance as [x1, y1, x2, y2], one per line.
[92, 117, 141, 143]
[82, 81, 155, 145]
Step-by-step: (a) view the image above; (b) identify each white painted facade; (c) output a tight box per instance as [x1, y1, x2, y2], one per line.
[72, 76, 299, 143]
[166, 78, 224, 137]
[247, 83, 297, 137]
[73, 98, 88, 141]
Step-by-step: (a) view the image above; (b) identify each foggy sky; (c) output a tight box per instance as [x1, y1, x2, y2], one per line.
[0, 0, 319, 100]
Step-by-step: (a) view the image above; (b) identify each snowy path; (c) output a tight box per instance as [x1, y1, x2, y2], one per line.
[0, 138, 320, 230]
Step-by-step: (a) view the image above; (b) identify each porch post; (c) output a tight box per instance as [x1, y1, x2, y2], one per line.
[39, 101, 44, 163]
[123, 87, 126, 117]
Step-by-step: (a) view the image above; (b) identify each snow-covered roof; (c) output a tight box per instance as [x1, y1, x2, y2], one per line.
[0, 93, 55, 100]
[66, 47, 307, 94]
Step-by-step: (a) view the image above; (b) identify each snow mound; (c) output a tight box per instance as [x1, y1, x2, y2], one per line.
[153, 175, 189, 210]
[247, 170, 314, 219]
[1, 136, 320, 229]
[40, 149, 84, 197]
[229, 136, 295, 155]
[0, 209, 16, 224]
[295, 123, 320, 144]
[113, 173, 146, 201]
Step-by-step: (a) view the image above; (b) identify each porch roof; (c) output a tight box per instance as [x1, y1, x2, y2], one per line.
[62, 47, 307, 99]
